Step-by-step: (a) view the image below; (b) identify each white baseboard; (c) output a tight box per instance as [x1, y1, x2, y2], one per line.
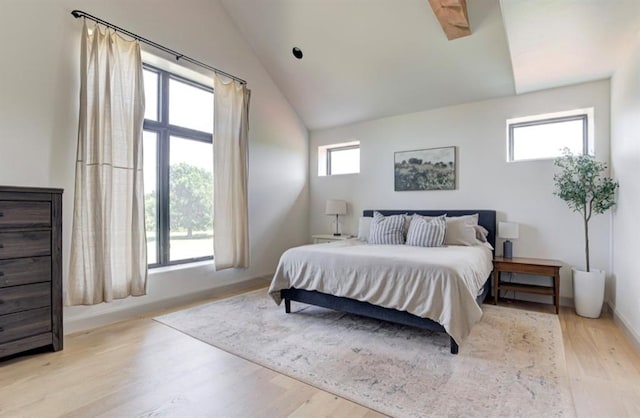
[608, 302, 640, 355]
[64, 275, 271, 335]
[560, 296, 574, 308]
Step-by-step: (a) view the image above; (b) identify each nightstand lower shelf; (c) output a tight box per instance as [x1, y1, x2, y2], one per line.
[497, 282, 554, 296]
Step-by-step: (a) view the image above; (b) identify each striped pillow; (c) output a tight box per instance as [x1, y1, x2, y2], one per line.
[406, 215, 446, 247]
[368, 212, 405, 245]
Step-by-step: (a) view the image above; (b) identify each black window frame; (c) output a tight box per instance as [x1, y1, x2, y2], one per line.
[143, 64, 214, 268]
[326, 144, 360, 175]
[508, 114, 589, 162]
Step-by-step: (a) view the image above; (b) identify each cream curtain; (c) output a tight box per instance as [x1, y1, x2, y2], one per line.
[213, 74, 250, 270]
[67, 22, 147, 305]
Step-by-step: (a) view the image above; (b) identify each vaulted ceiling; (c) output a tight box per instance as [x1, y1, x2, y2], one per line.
[219, 0, 640, 130]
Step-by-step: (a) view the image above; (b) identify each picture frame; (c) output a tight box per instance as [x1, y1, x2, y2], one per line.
[394, 146, 456, 191]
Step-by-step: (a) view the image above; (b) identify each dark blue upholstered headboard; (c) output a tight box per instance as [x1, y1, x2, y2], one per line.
[363, 209, 497, 252]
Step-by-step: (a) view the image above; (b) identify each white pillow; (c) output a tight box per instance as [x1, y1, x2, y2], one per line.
[406, 215, 446, 247]
[473, 224, 489, 243]
[447, 213, 479, 226]
[368, 212, 405, 245]
[444, 217, 480, 246]
[357, 216, 372, 241]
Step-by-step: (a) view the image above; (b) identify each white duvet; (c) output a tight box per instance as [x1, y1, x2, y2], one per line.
[268, 239, 493, 344]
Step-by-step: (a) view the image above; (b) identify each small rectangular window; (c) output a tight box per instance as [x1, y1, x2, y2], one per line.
[328, 145, 360, 175]
[507, 108, 593, 162]
[318, 141, 360, 176]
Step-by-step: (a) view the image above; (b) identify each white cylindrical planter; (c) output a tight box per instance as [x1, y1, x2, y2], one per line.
[572, 268, 606, 318]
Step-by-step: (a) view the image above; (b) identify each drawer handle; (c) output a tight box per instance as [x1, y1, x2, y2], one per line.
[0, 244, 3, 249]
[0, 212, 4, 217]
[0, 271, 3, 277]
[0, 327, 3, 332]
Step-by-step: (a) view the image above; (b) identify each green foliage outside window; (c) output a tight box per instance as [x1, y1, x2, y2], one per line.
[145, 162, 213, 239]
[170, 162, 213, 238]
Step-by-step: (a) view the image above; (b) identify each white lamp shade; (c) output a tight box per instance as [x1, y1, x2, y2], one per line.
[498, 222, 519, 240]
[325, 199, 347, 215]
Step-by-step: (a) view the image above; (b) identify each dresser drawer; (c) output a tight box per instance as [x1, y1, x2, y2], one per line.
[0, 307, 51, 344]
[0, 201, 51, 228]
[0, 257, 51, 288]
[0, 231, 51, 260]
[0, 283, 51, 315]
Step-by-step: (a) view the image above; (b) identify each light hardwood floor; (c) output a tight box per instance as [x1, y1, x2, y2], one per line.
[1, 287, 639, 417]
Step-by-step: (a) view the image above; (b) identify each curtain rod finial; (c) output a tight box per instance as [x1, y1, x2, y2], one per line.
[71, 10, 83, 18]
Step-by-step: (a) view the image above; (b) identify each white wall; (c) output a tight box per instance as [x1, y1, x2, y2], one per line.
[0, 0, 309, 332]
[310, 80, 611, 303]
[610, 34, 640, 346]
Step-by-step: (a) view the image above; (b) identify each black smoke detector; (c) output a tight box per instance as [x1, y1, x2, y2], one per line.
[292, 47, 303, 59]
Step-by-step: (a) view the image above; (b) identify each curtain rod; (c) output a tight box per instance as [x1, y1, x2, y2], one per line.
[70, 9, 247, 85]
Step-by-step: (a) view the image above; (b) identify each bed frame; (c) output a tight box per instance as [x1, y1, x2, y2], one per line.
[280, 209, 497, 354]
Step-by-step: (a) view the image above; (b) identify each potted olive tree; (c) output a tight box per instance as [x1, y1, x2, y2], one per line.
[553, 149, 618, 318]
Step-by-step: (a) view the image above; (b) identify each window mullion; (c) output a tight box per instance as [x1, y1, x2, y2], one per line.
[167, 125, 213, 143]
[158, 129, 170, 265]
[159, 72, 171, 265]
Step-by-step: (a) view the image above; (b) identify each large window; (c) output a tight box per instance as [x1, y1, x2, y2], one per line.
[318, 141, 360, 176]
[143, 65, 214, 267]
[506, 108, 593, 162]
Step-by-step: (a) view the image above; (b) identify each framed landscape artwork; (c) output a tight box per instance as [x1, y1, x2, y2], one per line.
[394, 146, 456, 191]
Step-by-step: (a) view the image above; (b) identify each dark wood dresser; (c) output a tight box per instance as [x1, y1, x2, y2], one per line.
[0, 186, 63, 358]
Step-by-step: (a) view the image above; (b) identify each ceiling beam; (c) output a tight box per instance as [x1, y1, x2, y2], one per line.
[427, 0, 471, 40]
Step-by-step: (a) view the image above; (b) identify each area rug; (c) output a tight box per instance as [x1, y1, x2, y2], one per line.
[154, 290, 576, 417]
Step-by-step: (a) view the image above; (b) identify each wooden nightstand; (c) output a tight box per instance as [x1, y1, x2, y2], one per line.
[312, 234, 353, 244]
[493, 256, 563, 314]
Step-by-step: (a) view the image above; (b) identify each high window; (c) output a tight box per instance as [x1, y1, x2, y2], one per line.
[506, 108, 594, 162]
[318, 141, 360, 176]
[143, 65, 214, 267]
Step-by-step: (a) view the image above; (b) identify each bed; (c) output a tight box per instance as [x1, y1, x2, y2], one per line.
[268, 209, 496, 354]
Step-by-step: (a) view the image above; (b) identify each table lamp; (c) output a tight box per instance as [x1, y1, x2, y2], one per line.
[325, 199, 347, 236]
[498, 221, 519, 258]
